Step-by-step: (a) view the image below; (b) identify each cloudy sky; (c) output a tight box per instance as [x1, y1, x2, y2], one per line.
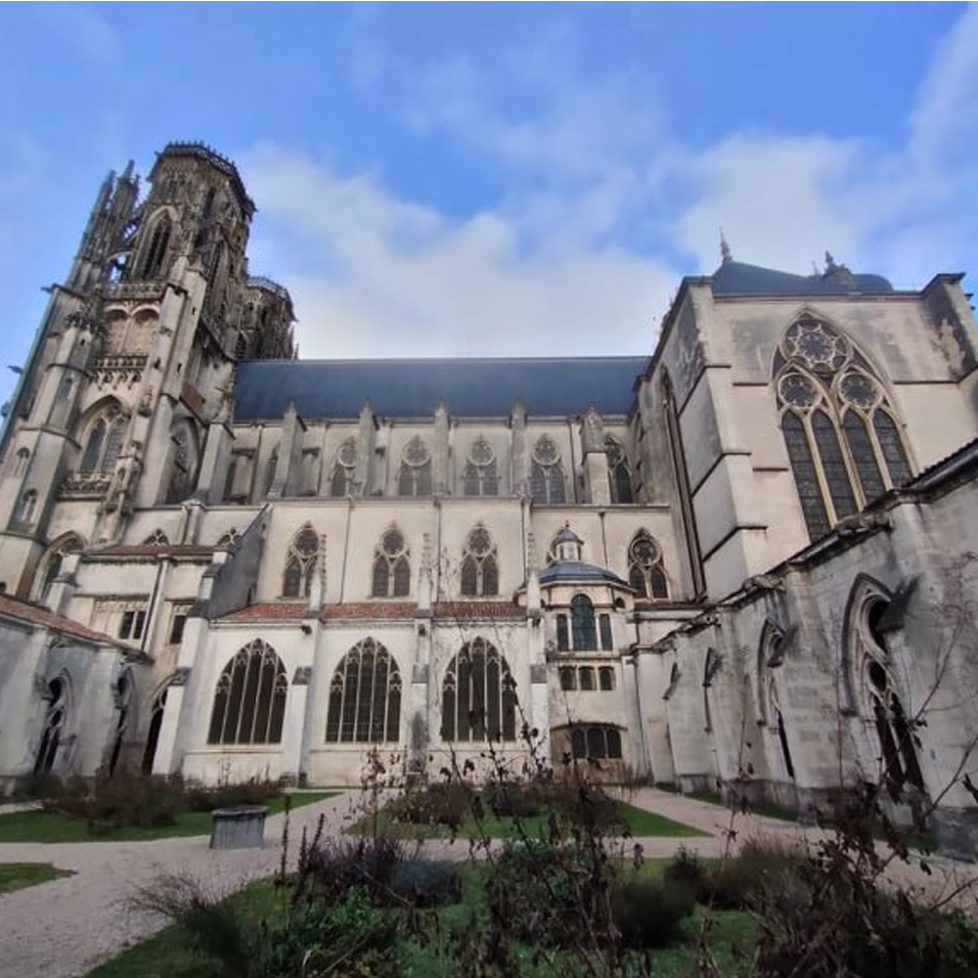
[1, 3, 976, 410]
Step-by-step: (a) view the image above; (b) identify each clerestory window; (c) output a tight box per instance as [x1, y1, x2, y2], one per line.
[397, 436, 432, 497]
[530, 435, 566, 504]
[463, 437, 499, 496]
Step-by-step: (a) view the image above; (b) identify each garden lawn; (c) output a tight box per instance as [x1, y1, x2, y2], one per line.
[0, 792, 338, 843]
[87, 864, 753, 978]
[349, 797, 707, 840]
[0, 862, 74, 894]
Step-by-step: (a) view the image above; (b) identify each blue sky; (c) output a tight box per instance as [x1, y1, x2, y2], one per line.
[1, 3, 977, 410]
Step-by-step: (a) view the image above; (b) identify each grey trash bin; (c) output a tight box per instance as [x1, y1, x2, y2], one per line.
[210, 805, 268, 849]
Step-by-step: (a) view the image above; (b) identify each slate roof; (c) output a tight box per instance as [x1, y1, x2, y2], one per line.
[538, 561, 631, 589]
[712, 261, 894, 297]
[234, 357, 646, 422]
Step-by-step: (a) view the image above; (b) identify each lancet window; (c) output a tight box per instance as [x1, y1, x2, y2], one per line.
[207, 640, 288, 745]
[441, 637, 517, 742]
[283, 524, 320, 598]
[775, 316, 913, 540]
[463, 437, 499, 496]
[329, 439, 357, 497]
[325, 638, 402, 743]
[627, 531, 669, 599]
[530, 435, 566, 504]
[397, 437, 432, 497]
[80, 406, 126, 475]
[606, 437, 633, 503]
[34, 676, 69, 774]
[460, 525, 499, 597]
[371, 528, 410, 598]
[139, 213, 172, 279]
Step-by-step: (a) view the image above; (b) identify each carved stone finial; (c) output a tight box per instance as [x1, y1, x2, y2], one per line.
[720, 228, 732, 265]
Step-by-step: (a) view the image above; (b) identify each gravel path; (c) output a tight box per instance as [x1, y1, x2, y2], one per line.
[1, 787, 976, 977]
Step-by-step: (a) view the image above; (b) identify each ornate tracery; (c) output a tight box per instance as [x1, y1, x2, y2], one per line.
[460, 525, 499, 596]
[775, 316, 913, 539]
[283, 523, 320, 598]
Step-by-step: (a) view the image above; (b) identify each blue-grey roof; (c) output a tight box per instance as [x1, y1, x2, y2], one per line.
[712, 261, 893, 297]
[539, 561, 630, 589]
[234, 357, 646, 421]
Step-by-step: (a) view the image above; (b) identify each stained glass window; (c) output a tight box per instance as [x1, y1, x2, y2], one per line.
[782, 413, 830, 539]
[606, 437, 633, 503]
[874, 412, 912, 486]
[325, 638, 401, 743]
[843, 412, 885, 501]
[812, 410, 857, 519]
[440, 638, 516, 742]
[207, 640, 287, 744]
[570, 594, 597, 650]
[530, 436, 565, 503]
[463, 438, 499, 496]
[627, 531, 669, 599]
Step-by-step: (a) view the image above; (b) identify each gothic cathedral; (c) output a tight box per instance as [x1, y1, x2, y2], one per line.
[2, 143, 978, 856]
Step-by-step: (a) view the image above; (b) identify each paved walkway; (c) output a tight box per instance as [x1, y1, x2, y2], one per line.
[1, 788, 976, 978]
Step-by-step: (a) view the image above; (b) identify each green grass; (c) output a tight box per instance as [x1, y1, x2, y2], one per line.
[87, 861, 753, 978]
[0, 792, 338, 844]
[348, 797, 707, 840]
[0, 862, 74, 895]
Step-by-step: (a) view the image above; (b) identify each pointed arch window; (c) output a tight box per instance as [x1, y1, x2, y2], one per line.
[329, 438, 357, 497]
[283, 524, 320, 598]
[16, 490, 37, 524]
[463, 437, 499, 496]
[627, 531, 669, 599]
[34, 677, 69, 774]
[397, 437, 432, 497]
[10, 447, 29, 478]
[606, 437, 633, 503]
[859, 598, 924, 794]
[325, 638, 402, 743]
[36, 535, 83, 603]
[460, 525, 499, 596]
[530, 435, 566, 504]
[371, 528, 410, 598]
[570, 594, 597, 650]
[775, 318, 914, 541]
[441, 637, 517, 742]
[140, 214, 172, 279]
[80, 407, 126, 475]
[207, 639, 288, 745]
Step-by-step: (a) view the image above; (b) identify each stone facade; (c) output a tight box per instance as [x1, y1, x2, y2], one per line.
[2, 144, 977, 853]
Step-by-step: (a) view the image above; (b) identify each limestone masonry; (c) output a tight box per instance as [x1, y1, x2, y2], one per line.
[2, 142, 978, 855]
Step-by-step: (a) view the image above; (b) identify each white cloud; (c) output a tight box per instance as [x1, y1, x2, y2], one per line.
[240, 144, 676, 360]
[238, 6, 978, 363]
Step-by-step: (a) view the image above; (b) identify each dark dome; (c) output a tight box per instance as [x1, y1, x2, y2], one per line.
[712, 260, 893, 297]
[538, 561, 630, 589]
